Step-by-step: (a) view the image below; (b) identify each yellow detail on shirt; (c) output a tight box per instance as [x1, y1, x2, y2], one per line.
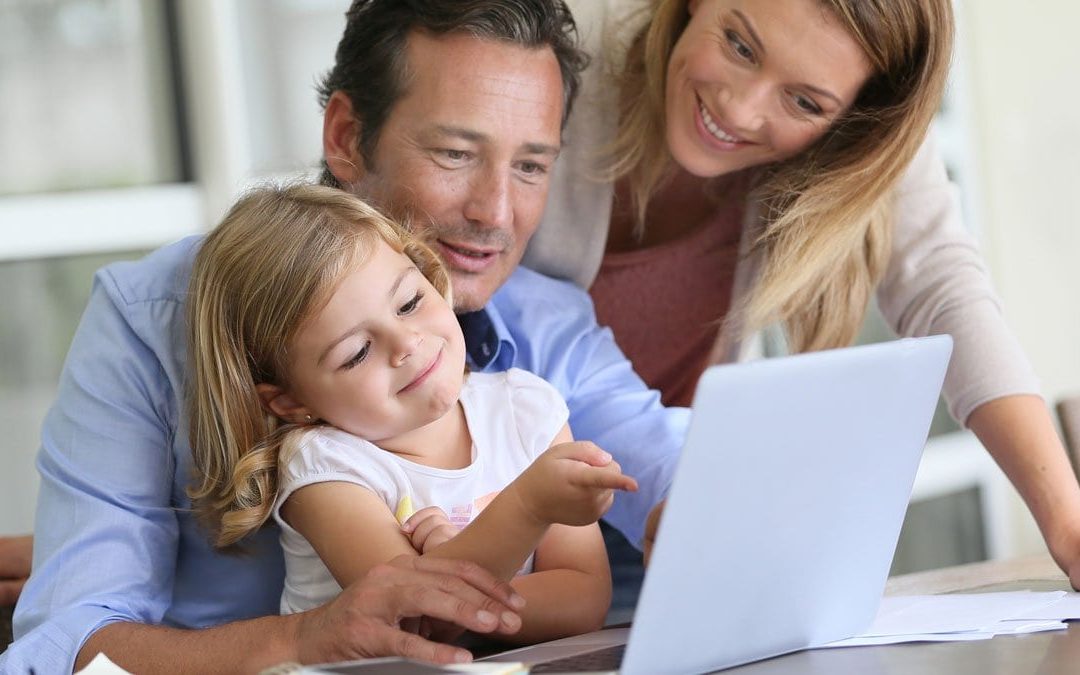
[395, 495, 415, 524]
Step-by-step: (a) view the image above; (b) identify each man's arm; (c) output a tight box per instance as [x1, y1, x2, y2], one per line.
[5, 275, 188, 674]
[75, 555, 524, 673]
[0, 535, 32, 606]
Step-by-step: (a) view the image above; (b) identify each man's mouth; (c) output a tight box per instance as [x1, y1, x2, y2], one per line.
[440, 241, 497, 259]
[436, 240, 503, 274]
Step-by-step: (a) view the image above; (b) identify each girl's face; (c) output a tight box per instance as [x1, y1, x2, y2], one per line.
[665, 0, 872, 178]
[283, 239, 467, 444]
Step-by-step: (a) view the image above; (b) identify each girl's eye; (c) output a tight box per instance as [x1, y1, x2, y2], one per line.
[725, 30, 754, 62]
[399, 291, 423, 315]
[343, 342, 370, 370]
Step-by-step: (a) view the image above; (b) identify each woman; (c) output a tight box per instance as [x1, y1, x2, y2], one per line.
[525, 0, 1080, 585]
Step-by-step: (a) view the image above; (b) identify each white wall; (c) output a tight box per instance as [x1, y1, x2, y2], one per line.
[962, 0, 1080, 554]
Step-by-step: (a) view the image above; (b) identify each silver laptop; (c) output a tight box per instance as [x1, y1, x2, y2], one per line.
[479, 335, 953, 674]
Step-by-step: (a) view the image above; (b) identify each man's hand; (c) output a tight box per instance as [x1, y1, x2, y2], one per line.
[294, 554, 525, 665]
[0, 534, 33, 606]
[643, 501, 665, 567]
[513, 441, 638, 527]
[402, 507, 460, 554]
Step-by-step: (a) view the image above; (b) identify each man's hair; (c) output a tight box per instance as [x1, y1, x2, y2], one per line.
[317, 0, 588, 187]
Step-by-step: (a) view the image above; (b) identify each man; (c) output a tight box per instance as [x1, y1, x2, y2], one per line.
[1, 1, 685, 672]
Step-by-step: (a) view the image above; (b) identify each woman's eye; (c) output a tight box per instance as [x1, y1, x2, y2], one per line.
[399, 291, 423, 315]
[725, 30, 754, 62]
[793, 94, 822, 115]
[343, 343, 370, 370]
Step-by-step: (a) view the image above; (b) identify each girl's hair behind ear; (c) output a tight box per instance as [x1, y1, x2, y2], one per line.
[186, 183, 450, 549]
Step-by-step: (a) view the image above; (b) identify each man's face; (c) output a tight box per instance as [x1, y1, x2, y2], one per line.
[355, 31, 565, 312]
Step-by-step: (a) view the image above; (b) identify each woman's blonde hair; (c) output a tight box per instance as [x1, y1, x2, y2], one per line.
[610, 0, 954, 352]
[186, 184, 451, 549]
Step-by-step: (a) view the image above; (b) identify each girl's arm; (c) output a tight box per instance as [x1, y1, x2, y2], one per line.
[283, 431, 630, 587]
[497, 522, 612, 644]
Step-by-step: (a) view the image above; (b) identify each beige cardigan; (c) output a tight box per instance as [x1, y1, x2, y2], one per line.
[523, 0, 1040, 423]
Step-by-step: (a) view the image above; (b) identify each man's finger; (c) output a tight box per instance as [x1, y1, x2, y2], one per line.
[401, 555, 525, 609]
[381, 624, 472, 665]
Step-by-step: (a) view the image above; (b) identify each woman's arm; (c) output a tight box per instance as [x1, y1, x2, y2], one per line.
[967, 395, 1080, 589]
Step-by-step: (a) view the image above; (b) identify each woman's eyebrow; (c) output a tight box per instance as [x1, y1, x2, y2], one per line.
[732, 9, 766, 55]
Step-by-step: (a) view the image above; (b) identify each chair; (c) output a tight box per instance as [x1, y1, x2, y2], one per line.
[1, 604, 12, 650]
[1054, 395, 1080, 480]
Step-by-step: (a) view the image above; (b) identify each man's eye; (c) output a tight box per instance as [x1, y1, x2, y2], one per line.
[443, 149, 469, 161]
[519, 161, 548, 176]
[399, 291, 423, 315]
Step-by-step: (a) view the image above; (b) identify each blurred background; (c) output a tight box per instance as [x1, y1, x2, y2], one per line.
[1, 0, 1078, 575]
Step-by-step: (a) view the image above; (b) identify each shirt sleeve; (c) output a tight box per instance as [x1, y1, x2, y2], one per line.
[3, 273, 181, 675]
[877, 133, 1041, 423]
[503, 368, 570, 460]
[276, 429, 402, 519]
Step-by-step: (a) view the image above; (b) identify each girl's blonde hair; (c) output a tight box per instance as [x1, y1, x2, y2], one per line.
[609, 0, 954, 352]
[186, 184, 451, 549]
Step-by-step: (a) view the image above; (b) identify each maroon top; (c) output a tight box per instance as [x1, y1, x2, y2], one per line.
[590, 198, 744, 407]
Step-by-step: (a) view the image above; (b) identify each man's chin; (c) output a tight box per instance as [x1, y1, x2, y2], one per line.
[449, 276, 500, 313]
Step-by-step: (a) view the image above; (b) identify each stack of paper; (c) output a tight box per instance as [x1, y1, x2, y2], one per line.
[824, 590, 1079, 648]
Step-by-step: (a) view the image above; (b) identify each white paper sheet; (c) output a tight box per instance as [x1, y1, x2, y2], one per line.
[820, 591, 1071, 648]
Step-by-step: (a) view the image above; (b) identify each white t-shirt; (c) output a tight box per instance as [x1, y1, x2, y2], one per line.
[273, 368, 569, 614]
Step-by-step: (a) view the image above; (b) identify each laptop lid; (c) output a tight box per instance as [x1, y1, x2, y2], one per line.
[621, 335, 953, 674]
[481, 335, 952, 674]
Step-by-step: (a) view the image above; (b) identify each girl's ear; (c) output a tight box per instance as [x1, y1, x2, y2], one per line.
[688, 0, 702, 15]
[323, 90, 366, 185]
[255, 383, 314, 425]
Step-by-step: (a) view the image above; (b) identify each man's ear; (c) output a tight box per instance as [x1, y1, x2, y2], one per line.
[688, 0, 702, 14]
[255, 383, 314, 425]
[323, 90, 365, 185]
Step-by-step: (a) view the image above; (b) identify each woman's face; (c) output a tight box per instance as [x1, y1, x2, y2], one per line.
[665, 0, 873, 178]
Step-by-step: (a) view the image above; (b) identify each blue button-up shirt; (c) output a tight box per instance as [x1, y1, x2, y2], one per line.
[2, 236, 688, 673]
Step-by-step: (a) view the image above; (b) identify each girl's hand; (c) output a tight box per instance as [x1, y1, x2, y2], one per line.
[514, 441, 638, 527]
[402, 507, 460, 554]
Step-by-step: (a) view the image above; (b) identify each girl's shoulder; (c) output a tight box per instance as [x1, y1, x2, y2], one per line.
[462, 370, 569, 456]
[279, 426, 396, 484]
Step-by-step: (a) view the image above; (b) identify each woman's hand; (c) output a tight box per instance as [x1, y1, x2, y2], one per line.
[513, 441, 638, 527]
[402, 507, 460, 554]
[642, 500, 666, 567]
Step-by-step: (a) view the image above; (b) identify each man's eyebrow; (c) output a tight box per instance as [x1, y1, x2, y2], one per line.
[732, 10, 766, 55]
[431, 125, 559, 157]
[317, 266, 416, 366]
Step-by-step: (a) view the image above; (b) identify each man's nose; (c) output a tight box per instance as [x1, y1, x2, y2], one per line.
[463, 165, 512, 229]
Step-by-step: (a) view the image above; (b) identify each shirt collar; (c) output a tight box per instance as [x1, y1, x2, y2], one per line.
[457, 304, 515, 371]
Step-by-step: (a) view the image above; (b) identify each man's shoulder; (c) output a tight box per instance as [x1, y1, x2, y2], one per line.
[496, 266, 593, 308]
[96, 235, 203, 308]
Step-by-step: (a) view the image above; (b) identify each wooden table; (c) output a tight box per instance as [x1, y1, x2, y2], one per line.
[723, 553, 1078, 674]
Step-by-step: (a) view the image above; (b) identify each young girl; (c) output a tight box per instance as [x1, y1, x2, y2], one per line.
[185, 184, 637, 645]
